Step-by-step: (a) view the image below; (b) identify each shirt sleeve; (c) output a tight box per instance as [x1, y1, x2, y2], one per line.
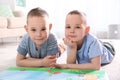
[88, 39, 102, 59]
[46, 33, 59, 55]
[17, 34, 28, 56]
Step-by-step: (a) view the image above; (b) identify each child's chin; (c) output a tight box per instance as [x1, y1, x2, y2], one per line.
[35, 42, 44, 46]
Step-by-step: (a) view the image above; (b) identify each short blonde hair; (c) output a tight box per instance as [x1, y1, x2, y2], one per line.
[27, 7, 49, 23]
[67, 10, 87, 25]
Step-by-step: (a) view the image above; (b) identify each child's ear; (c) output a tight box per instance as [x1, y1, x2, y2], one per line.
[49, 23, 52, 31]
[85, 26, 90, 34]
[24, 25, 28, 32]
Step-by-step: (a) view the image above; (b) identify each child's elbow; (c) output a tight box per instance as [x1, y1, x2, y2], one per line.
[93, 65, 101, 70]
[16, 61, 20, 67]
[94, 67, 100, 70]
[16, 60, 23, 67]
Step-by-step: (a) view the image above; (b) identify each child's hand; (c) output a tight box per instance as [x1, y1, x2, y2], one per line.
[58, 42, 66, 55]
[54, 64, 68, 69]
[42, 55, 56, 67]
[63, 38, 77, 48]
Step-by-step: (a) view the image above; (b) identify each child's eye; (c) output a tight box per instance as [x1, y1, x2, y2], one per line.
[76, 26, 80, 28]
[65, 26, 71, 29]
[41, 28, 46, 31]
[31, 29, 36, 32]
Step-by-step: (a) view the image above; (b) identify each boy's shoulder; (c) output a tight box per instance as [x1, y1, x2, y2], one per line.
[86, 33, 98, 41]
[22, 34, 30, 39]
[48, 33, 57, 40]
[21, 33, 31, 42]
[46, 33, 58, 44]
[85, 33, 99, 44]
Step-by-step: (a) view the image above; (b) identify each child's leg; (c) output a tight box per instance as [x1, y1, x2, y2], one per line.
[101, 41, 115, 66]
[102, 42, 115, 56]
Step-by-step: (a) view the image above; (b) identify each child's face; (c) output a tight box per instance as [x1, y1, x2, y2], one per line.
[26, 16, 52, 47]
[65, 14, 89, 43]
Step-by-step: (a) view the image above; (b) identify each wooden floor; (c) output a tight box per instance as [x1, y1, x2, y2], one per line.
[0, 40, 120, 80]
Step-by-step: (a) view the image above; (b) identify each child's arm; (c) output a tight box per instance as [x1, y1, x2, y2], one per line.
[63, 38, 77, 64]
[67, 47, 77, 64]
[55, 56, 101, 70]
[16, 53, 56, 67]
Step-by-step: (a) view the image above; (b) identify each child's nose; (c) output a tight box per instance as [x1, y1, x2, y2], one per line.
[36, 31, 41, 37]
[70, 28, 75, 33]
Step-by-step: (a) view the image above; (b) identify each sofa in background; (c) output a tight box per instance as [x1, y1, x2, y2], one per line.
[0, 5, 26, 39]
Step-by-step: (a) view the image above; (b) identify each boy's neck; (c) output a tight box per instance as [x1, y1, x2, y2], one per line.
[77, 39, 84, 50]
[35, 45, 40, 50]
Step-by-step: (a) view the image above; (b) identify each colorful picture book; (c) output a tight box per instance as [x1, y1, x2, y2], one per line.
[0, 67, 109, 80]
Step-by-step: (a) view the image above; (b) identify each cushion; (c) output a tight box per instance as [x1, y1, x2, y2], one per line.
[7, 17, 26, 29]
[0, 5, 14, 17]
[0, 16, 7, 28]
[13, 11, 24, 17]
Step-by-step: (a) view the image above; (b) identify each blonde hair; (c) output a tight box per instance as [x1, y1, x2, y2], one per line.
[67, 10, 87, 25]
[27, 7, 49, 23]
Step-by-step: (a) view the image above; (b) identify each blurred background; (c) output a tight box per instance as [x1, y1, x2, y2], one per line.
[0, 0, 120, 39]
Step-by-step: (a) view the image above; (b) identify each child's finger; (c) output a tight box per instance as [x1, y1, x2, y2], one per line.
[58, 43, 66, 50]
[47, 55, 56, 59]
[63, 38, 70, 44]
[49, 61, 56, 67]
